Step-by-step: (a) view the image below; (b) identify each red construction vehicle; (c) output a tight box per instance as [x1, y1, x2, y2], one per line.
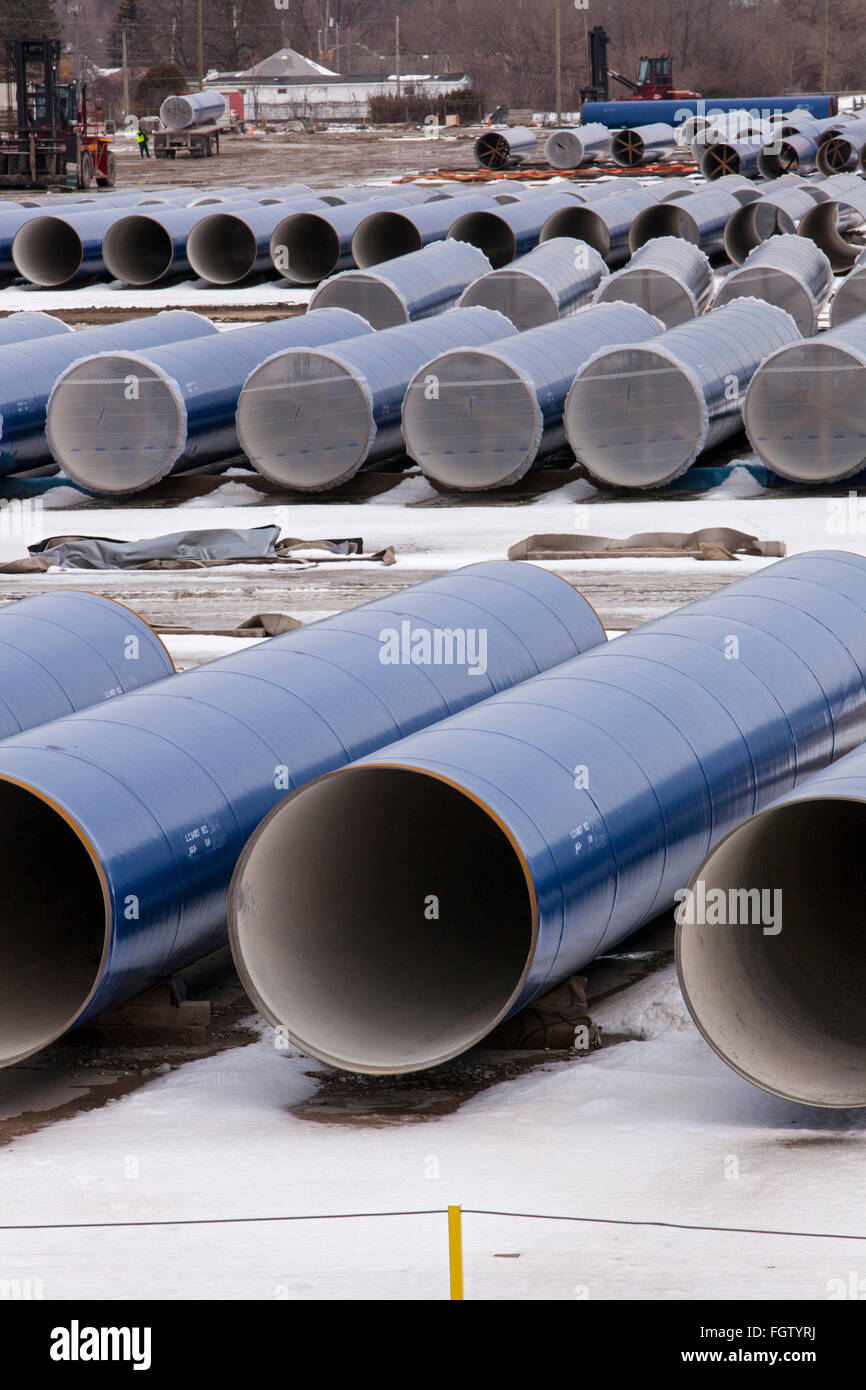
[581, 27, 700, 104]
[0, 38, 116, 190]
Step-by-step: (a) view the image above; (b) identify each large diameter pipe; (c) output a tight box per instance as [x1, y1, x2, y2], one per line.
[0, 311, 72, 347]
[0, 310, 218, 475]
[475, 127, 538, 170]
[0, 561, 605, 1068]
[1, 207, 56, 278]
[594, 236, 712, 328]
[545, 124, 611, 169]
[487, 184, 584, 204]
[817, 120, 866, 174]
[609, 122, 676, 168]
[46, 309, 372, 494]
[757, 134, 819, 178]
[159, 90, 226, 129]
[458, 237, 608, 330]
[797, 183, 866, 270]
[227, 551, 866, 1076]
[237, 307, 515, 491]
[701, 173, 763, 206]
[269, 195, 432, 284]
[537, 187, 658, 266]
[102, 200, 276, 285]
[743, 314, 866, 482]
[627, 189, 743, 257]
[402, 302, 663, 491]
[677, 708, 866, 1108]
[11, 207, 144, 287]
[309, 240, 492, 329]
[0, 593, 174, 736]
[186, 198, 332, 284]
[712, 234, 833, 335]
[446, 193, 582, 268]
[565, 297, 800, 488]
[582, 97, 839, 128]
[701, 138, 764, 180]
[724, 185, 824, 262]
[828, 247, 866, 325]
[350, 195, 493, 268]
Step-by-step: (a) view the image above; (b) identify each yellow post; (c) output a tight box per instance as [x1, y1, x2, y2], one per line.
[448, 1205, 464, 1300]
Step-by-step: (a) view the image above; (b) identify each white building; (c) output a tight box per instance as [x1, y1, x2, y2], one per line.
[208, 47, 472, 124]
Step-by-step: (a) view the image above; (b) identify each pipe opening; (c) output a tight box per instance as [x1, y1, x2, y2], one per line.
[352, 212, 421, 268]
[311, 275, 406, 329]
[238, 350, 374, 490]
[611, 129, 645, 166]
[12, 218, 83, 286]
[744, 341, 866, 482]
[596, 269, 695, 328]
[0, 781, 107, 1066]
[403, 348, 539, 489]
[566, 345, 703, 486]
[475, 131, 511, 170]
[677, 799, 866, 1107]
[102, 215, 175, 285]
[271, 213, 340, 283]
[540, 206, 607, 257]
[47, 355, 183, 494]
[628, 204, 692, 253]
[448, 213, 515, 268]
[799, 201, 866, 271]
[460, 271, 557, 329]
[230, 767, 534, 1073]
[186, 214, 257, 284]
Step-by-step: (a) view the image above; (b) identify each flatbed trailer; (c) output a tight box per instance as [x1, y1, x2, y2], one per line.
[153, 124, 220, 158]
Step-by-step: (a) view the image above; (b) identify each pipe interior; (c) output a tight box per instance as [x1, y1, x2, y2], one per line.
[48, 355, 183, 493]
[596, 268, 695, 328]
[272, 213, 340, 282]
[677, 799, 866, 1107]
[186, 215, 257, 283]
[540, 206, 608, 257]
[102, 216, 174, 284]
[566, 345, 703, 485]
[231, 767, 533, 1073]
[352, 212, 421, 268]
[800, 201, 866, 271]
[448, 212, 515, 269]
[13, 219, 82, 285]
[475, 131, 509, 170]
[403, 348, 539, 488]
[460, 270, 557, 330]
[0, 782, 106, 1066]
[312, 275, 406, 329]
[744, 341, 866, 481]
[629, 204, 693, 252]
[238, 351, 374, 489]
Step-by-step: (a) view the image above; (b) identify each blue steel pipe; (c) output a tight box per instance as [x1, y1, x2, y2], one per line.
[0, 310, 218, 475]
[0, 593, 174, 737]
[593, 237, 712, 328]
[46, 309, 372, 494]
[458, 237, 609, 330]
[226, 551, 866, 1075]
[11, 206, 145, 286]
[0, 312, 72, 347]
[538, 187, 659, 266]
[446, 193, 583, 268]
[0, 561, 606, 1067]
[677, 638, 866, 1109]
[309, 240, 492, 329]
[101, 200, 274, 285]
[582, 97, 838, 128]
[711, 234, 833, 335]
[184, 198, 332, 284]
[236, 306, 516, 490]
[269, 194, 435, 284]
[351, 195, 494, 268]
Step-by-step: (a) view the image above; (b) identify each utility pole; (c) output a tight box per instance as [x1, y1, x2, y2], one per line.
[197, 0, 204, 90]
[121, 20, 129, 118]
[554, 0, 562, 124]
[821, 0, 830, 94]
[395, 15, 401, 98]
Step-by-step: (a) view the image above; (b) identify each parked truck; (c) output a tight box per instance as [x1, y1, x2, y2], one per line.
[153, 90, 226, 160]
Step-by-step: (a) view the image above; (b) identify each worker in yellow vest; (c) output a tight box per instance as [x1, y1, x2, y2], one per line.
[136, 125, 150, 158]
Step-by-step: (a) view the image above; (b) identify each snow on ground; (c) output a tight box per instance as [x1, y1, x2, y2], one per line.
[0, 965, 863, 1301]
[3, 490, 859, 577]
[0, 282, 313, 312]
